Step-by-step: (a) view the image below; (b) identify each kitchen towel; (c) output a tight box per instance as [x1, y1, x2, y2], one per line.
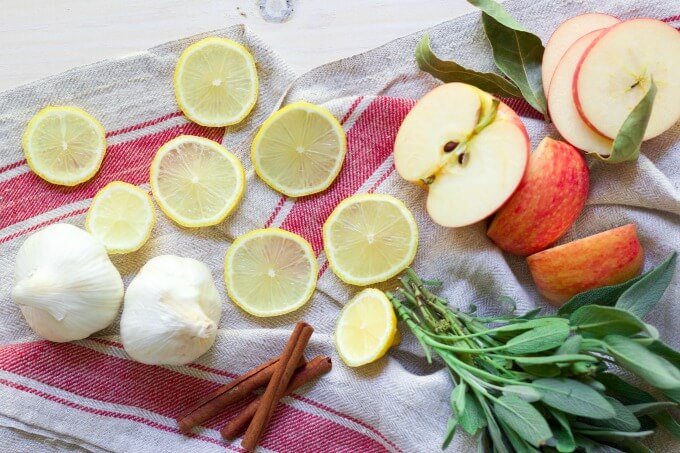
[1, 0, 679, 451]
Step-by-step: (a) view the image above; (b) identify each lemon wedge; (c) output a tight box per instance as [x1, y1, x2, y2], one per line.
[174, 37, 258, 127]
[224, 228, 317, 317]
[85, 181, 155, 254]
[149, 135, 245, 228]
[251, 101, 347, 197]
[323, 194, 418, 286]
[22, 106, 107, 186]
[335, 288, 397, 367]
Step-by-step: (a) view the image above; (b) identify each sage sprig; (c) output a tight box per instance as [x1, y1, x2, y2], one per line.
[388, 252, 678, 452]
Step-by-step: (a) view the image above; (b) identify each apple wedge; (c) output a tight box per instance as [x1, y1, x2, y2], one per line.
[548, 30, 613, 156]
[574, 18, 680, 141]
[487, 137, 589, 256]
[527, 224, 644, 305]
[394, 83, 529, 228]
[542, 13, 620, 93]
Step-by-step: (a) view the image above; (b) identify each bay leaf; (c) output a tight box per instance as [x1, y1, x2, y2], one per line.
[534, 378, 615, 419]
[604, 335, 680, 390]
[467, 0, 525, 30]
[506, 322, 569, 354]
[415, 34, 522, 98]
[548, 408, 576, 453]
[570, 305, 647, 338]
[493, 394, 552, 447]
[589, 397, 641, 432]
[615, 251, 676, 318]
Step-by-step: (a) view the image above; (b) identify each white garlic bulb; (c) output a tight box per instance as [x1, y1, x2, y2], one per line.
[120, 255, 222, 365]
[12, 223, 124, 342]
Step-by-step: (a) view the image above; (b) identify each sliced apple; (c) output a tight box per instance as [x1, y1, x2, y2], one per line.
[527, 224, 644, 305]
[394, 83, 530, 228]
[542, 13, 620, 93]
[548, 30, 613, 156]
[574, 18, 680, 141]
[487, 137, 589, 256]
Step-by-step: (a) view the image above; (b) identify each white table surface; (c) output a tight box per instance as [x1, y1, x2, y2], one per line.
[0, 0, 484, 92]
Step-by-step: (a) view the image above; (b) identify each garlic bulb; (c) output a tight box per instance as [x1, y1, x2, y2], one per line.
[12, 223, 124, 342]
[120, 255, 222, 365]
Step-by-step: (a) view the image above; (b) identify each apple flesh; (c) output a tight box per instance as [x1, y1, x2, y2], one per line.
[548, 30, 613, 156]
[527, 224, 644, 305]
[487, 137, 589, 256]
[394, 83, 529, 228]
[574, 18, 680, 141]
[542, 13, 620, 94]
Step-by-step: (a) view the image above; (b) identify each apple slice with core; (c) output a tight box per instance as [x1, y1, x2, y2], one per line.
[574, 18, 680, 141]
[394, 83, 529, 228]
[542, 13, 620, 94]
[487, 137, 589, 256]
[527, 224, 644, 305]
[548, 30, 613, 156]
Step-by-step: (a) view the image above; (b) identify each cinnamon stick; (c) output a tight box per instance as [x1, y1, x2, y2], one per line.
[241, 321, 314, 451]
[221, 355, 331, 440]
[177, 355, 306, 433]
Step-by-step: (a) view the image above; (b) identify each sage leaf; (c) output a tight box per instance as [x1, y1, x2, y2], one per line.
[647, 340, 680, 368]
[605, 335, 680, 389]
[574, 427, 654, 440]
[534, 378, 615, 419]
[442, 414, 458, 450]
[514, 353, 598, 365]
[590, 397, 641, 432]
[559, 275, 646, 316]
[451, 381, 467, 414]
[596, 373, 655, 405]
[415, 34, 522, 98]
[556, 334, 582, 355]
[616, 251, 677, 318]
[506, 322, 569, 354]
[459, 391, 487, 435]
[652, 412, 680, 438]
[503, 385, 542, 402]
[626, 401, 677, 416]
[585, 379, 607, 393]
[663, 387, 680, 404]
[498, 419, 540, 453]
[518, 362, 560, 377]
[491, 318, 568, 340]
[596, 81, 657, 163]
[480, 397, 510, 453]
[519, 308, 542, 319]
[570, 305, 647, 338]
[470, 1, 547, 115]
[548, 408, 576, 453]
[611, 439, 654, 453]
[493, 394, 552, 447]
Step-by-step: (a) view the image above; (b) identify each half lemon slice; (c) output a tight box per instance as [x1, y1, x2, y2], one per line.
[22, 106, 107, 186]
[251, 101, 347, 197]
[150, 135, 245, 228]
[85, 181, 155, 254]
[323, 194, 419, 286]
[224, 228, 317, 317]
[174, 37, 258, 127]
[335, 288, 397, 367]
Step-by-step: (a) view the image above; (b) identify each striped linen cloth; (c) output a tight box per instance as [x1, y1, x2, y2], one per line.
[1, 0, 679, 451]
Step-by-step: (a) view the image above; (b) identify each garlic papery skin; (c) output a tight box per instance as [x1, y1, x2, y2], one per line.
[12, 223, 124, 343]
[120, 255, 222, 365]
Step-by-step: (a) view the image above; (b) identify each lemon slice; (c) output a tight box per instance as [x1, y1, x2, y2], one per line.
[22, 106, 107, 186]
[150, 135, 245, 228]
[335, 288, 397, 367]
[323, 194, 418, 286]
[251, 101, 347, 197]
[224, 228, 317, 317]
[174, 37, 258, 127]
[85, 181, 156, 254]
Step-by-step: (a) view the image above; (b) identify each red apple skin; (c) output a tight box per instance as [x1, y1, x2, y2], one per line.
[527, 224, 644, 305]
[487, 137, 589, 256]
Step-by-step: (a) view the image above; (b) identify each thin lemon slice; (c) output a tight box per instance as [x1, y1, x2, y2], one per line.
[150, 135, 245, 228]
[323, 194, 418, 286]
[224, 228, 317, 317]
[22, 106, 107, 186]
[174, 37, 258, 127]
[251, 101, 347, 197]
[85, 181, 156, 254]
[335, 288, 397, 367]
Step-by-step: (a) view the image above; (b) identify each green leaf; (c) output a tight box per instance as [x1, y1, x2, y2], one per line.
[595, 81, 657, 163]
[652, 412, 680, 438]
[556, 335, 582, 355]
[604, 335, 680, 390]
[506, 323, 569, 354]
[502, 385, 541, 402]
[415, 34, 522, 98]
[480, 397, 510, 453]
[442, 414, 458, 450]
[493, 394, 552, 447]
[473, 4, 546, 115]
[559, 276, 646, 316]
[570, 305, 648, 338]
[663, 387, 680, 403]
[467, 0, 525, 30]
[534, 378, 615, 419]
[596, 373, 655, 405]
[548, 409, 576, 453]
[498, 419, 540, 453]
[626, 401, 677, 416]
[589, 397, 641, 432]
[460, 391, 487, 435]
[573, 427, 653, 441]
[518, 362, 560, 377]
[514, 354, 598, 365]
[451, 381, 467, 414]
[616, 251, 677, 318]
[647, 339, 680, 369]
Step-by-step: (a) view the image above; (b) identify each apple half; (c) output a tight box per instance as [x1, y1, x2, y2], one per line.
[394, 83, 530, 228]
[487, 137, 589, 256]
[541, 13, 620, 94]
[527, 224, 644, 305]
[574, 18, 680, 141]
[548, 30, 613, 156]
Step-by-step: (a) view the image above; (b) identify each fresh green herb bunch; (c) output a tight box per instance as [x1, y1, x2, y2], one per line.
[387, 252, 678, 453]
